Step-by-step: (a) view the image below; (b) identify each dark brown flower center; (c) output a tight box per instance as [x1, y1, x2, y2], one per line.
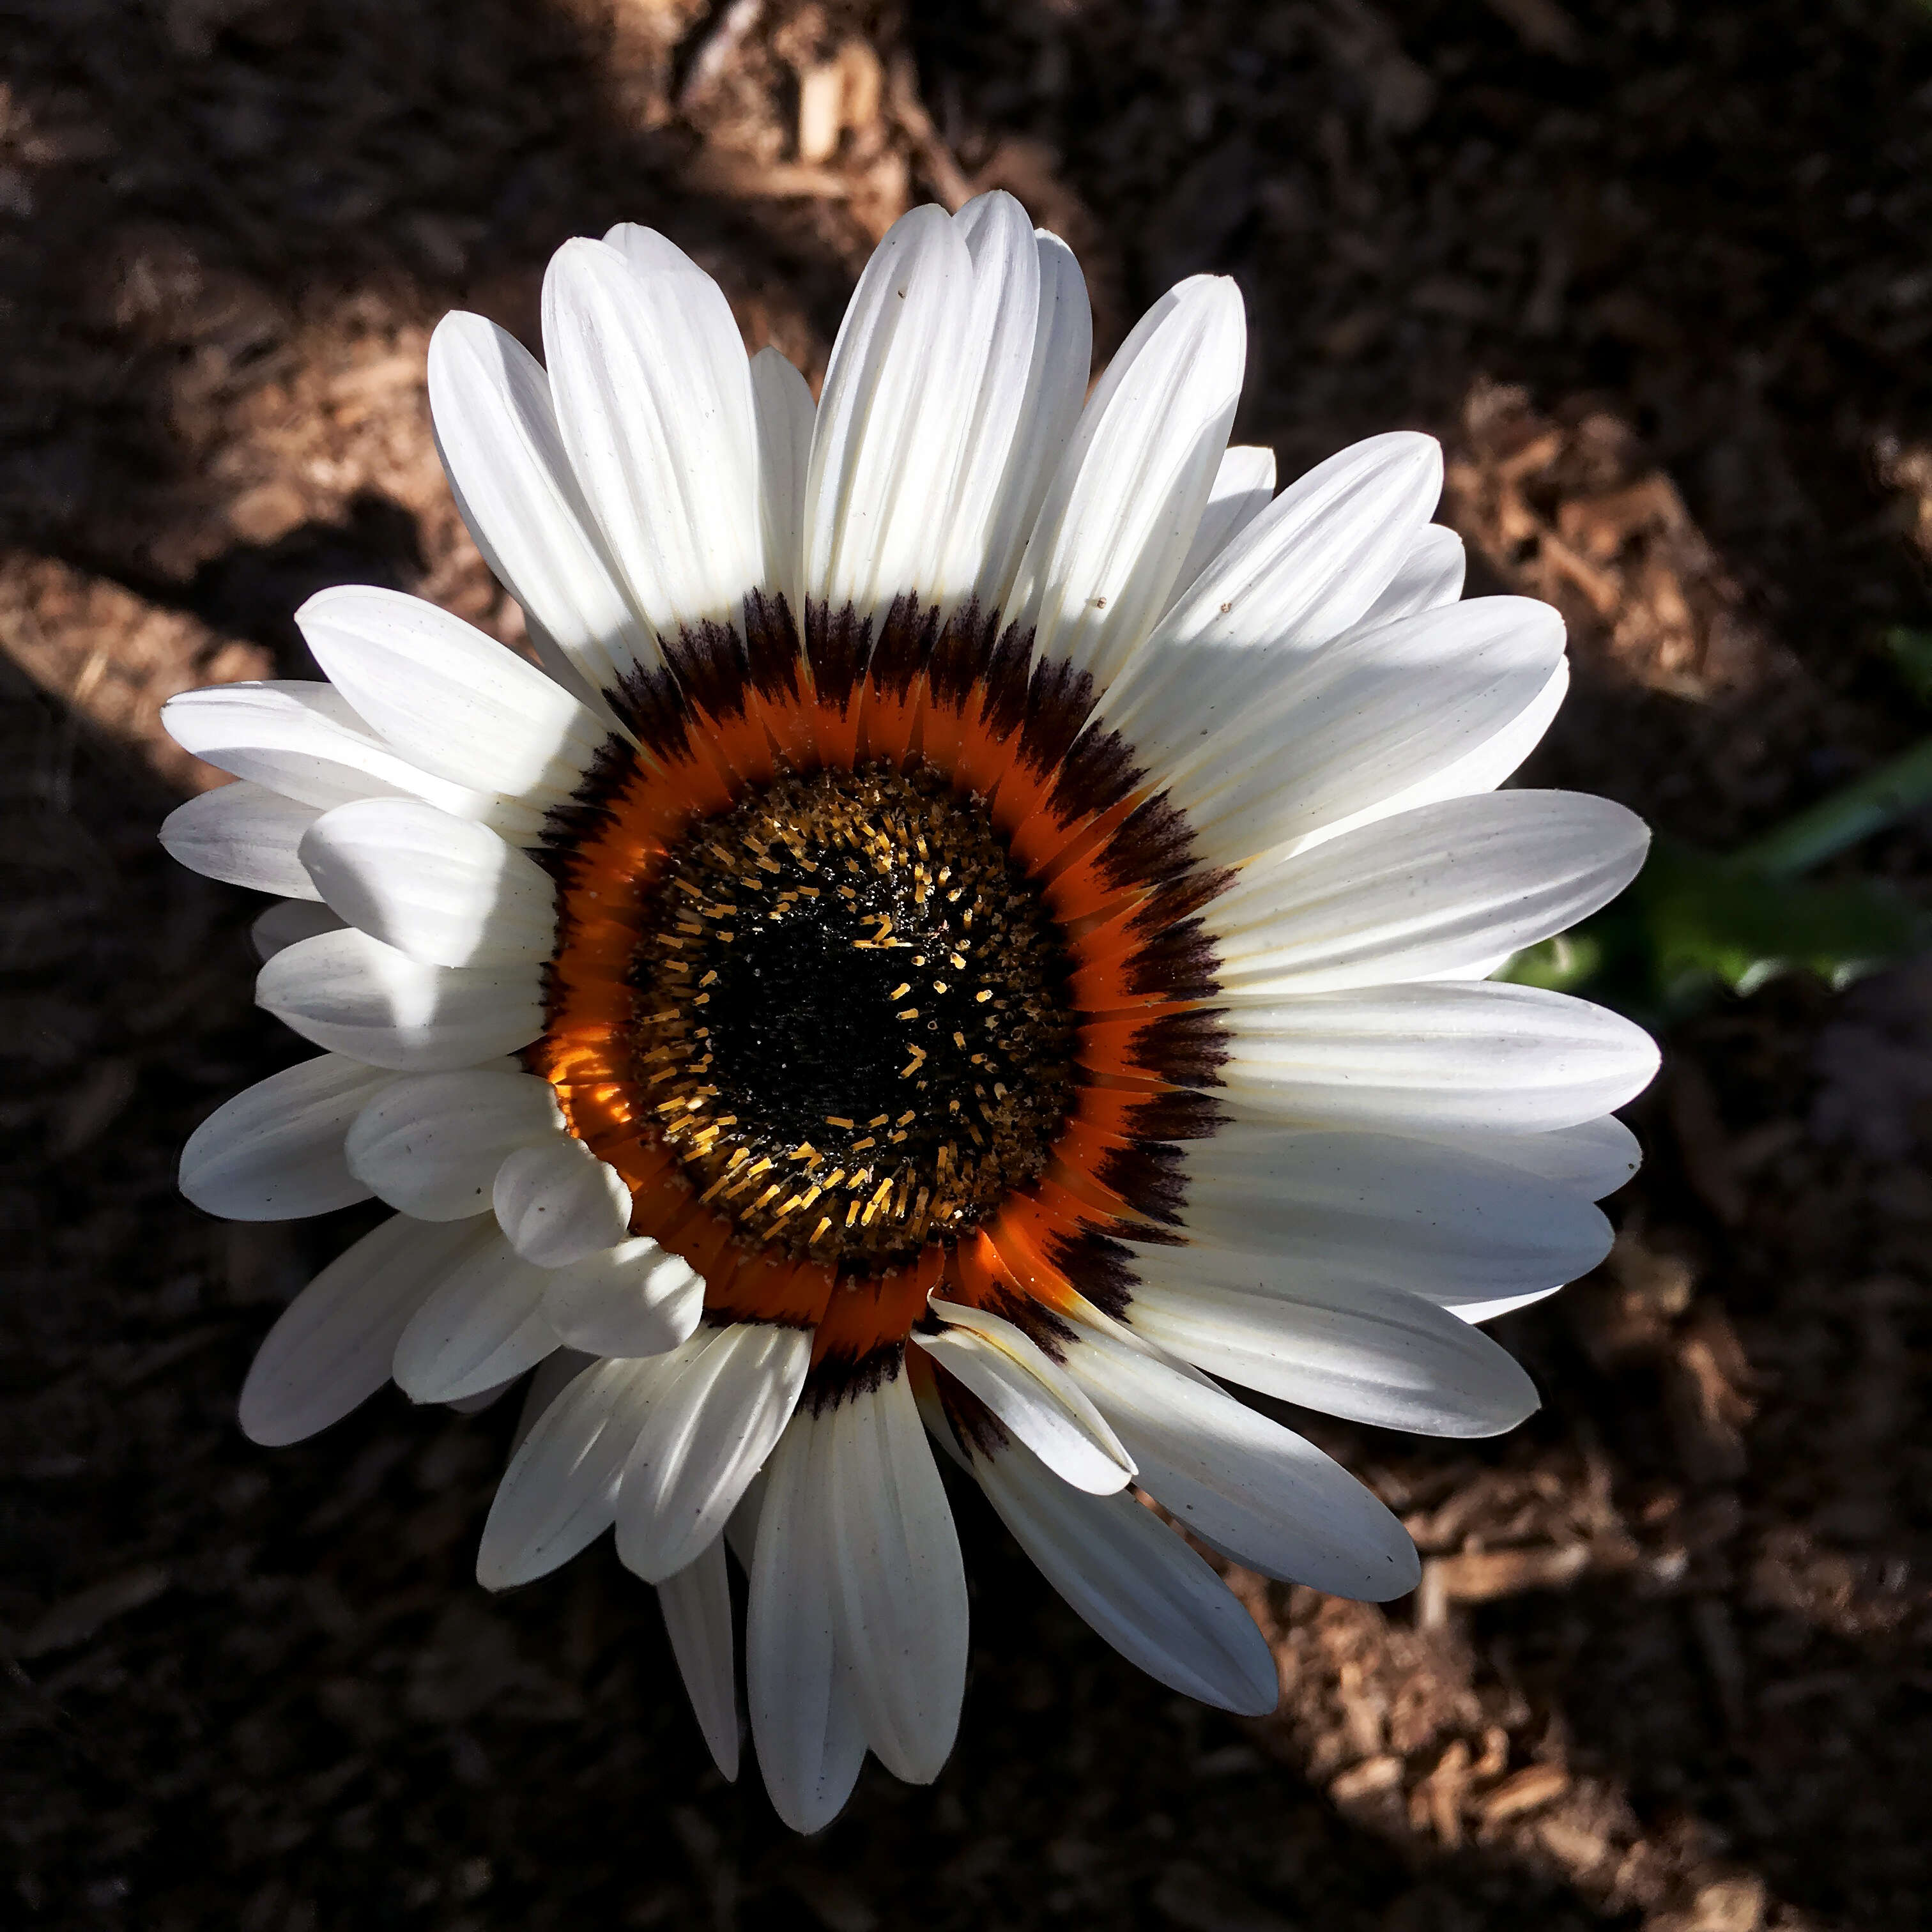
[625, 763, 1080, 1271]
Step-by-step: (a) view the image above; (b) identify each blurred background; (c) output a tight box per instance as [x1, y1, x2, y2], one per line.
[4, 2, 1931, 1927]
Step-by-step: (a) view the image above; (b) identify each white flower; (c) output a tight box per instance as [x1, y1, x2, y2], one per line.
[160, 192, 1656, 1830]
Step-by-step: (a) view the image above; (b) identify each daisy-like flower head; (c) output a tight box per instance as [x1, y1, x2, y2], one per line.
[161, 193, 1656, 1830]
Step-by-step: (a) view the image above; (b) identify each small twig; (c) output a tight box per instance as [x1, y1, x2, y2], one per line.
[885, 53, 973, 212]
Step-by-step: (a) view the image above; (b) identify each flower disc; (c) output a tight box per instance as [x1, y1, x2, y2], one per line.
[617, 763, 1079, 1269]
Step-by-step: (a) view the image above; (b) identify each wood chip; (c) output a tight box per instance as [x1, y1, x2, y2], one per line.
[1329, 1755, 1403, 1803]
[1478, 1762, 1570, 1823]
[16, 1563, 170, 1659]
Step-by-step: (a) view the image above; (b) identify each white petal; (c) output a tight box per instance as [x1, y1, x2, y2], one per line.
[252, 900, 345, 961]
[748, 1409, 868, 1833]
[931, 191, 1049, 612]
[615, 1322, 811, 1583]
[1117, 1248, 1540, 1437]
[1141, 596, 1565, 868]
[967, 1430, 1277, 1714]
[427, 310, 656, 701]
[161, 681, 517, 827]
[1358, 522, 1466, 625]
[296, 585, 604, 807]
[445, 1376, 522, 1415]
[510, 1347, 597, 1455]
[1425, 1114, 1643, 1200]
[391, 1220, 556, 1402]
[918, 1299, 1133, 1494]
[257, 926, 543, 1071]
[803, 204, 975, 618]
[542, 235, 762, 636]
[1169, 444, 1276, 602]
[1209, 791, 1652, 995]
[299, 797, 557, 968]
[1135, 432, 1442, 702]
[1285, 656, 1570, 857]
[1011, 275, 1246, 690]
[237, 1213, 472, 1445]
[657, 1537, 741, 1781]
[181, 1053, 392, 1222]
[1446, 1285, 1566, 1325]
[751, 346, 816, 616]
[1217, 982, 1660, 1134]
[968, 224, 1093, 614]
[475, 1356, 659, 1588]
[346, 1068, 562, 1220]
[825, 1368, 969, 1784]
[1062, 1321, 1420, 1600]
[160, 782, 322, 899]
[1177, 1125, 1614, 1300]
[493, 1136, 633, 1267]
[541, 1236, 705, 1357]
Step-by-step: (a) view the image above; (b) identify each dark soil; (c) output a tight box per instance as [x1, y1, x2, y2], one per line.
[4, 3, 1932, 1929]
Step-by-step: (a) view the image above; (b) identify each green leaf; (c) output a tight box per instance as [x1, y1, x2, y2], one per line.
[1632, 839, 1924, 1011]
[1509, 840, 1927, 1021]
[1882, 625, 1932, 709]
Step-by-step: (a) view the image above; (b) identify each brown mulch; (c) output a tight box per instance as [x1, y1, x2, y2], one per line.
[4, 3, 1932, 1928]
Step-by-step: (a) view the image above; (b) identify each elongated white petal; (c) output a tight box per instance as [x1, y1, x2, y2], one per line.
[804, 204, 975, 618]
[510, 1348, 596, 1455]
[749, 1409, 867, 1833]
[969, 224, 1093, 613]
[1209, 791, 1651, 995]
[615, 1322, 811, 1583]
[160, 782, 322, 899]
[1117, 1248, 1539, 1437]
[1012, 275, 1246, 689]
[541, 1237, 705, 1358]
[658, 1538, 741, 1781]
[542, 235, 762, 636]
[1144, 597, 1565, 868]
[1358, 522, 1465, 626]
[427, 310, 656, 700]
[931, 191, 1043, 611]
[493, 1136, 633, 1267]
[346, 1068, 562, 1220]
[1176, 1125, 1613, 1300]
[296, 585, 604, 807]
[238, 1214, 473, 1445]
[445, 1375, 521, 1416]
[1170, 444, 1276, 600]
[1286, 656, 1570, 858]
[252, 900, 345, 961]
[181, 1053, 392, 1222]
[1217, 982, 1659, 1134]
[299, 798, 556, 969]
[967, 1430, 1277, 1714]
[724, 1464, 769, 1568]
[825, 1368, 969, 1783]
[751, 346, 815, 616]
[477, 1356, 660, 1587]
[257, 926, 543, 1071]
[1130, 432, 1442, 709]
[919, 1299, 1133, 1494]
[1062, 1322, 1420, 1600]
[161, 681, 516, 826]
[1452, 1113, 1643, 1198]
[391, 1220, 555, 1402]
